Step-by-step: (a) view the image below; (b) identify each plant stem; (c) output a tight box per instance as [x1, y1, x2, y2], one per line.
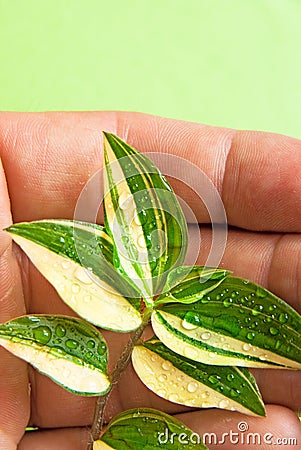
[87, 313, 149, 449]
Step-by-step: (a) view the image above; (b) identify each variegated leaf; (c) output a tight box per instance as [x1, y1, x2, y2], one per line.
[94, 407, 208, 449]
[152, 276, 301, 368]
[132, 339, 265, 417]
[155, 265, 232, 305]
[103, 132, 188, 304]
[0, 315, 110, 395]
[5, 220, 142, 332]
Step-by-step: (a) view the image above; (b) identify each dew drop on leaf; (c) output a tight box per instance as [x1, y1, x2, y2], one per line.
[256, 287, 267, 298]
[61, 260, 71, 270]
[33, 326, 51, 344]
[66, 339, 78, 349]
[55, 325, 66, 338]
[181, 319, 198, 330]
[168, 393, 179, 402]
[275, 340, 282, 350]
[161, 361, 172, 371]
[201, 332, 211, 340]
[208, 375, 219, 384]
[223, 298, 233, 308]
[246, 332, 255, 340]
[184, 347, 199, 359]
[97, 343, 107, 356]
[227, 373, 235, 382]
[279, 313, 289, 324]
[87, 340, 95, 349]
[269, 327, 279, 336]
[229, 389, 240, 397]
[219, 399, 230, 408]
[187, 381, 198, 393]
[71, 284, 80, 294]
[158, 374, 167, 382]
[242, 343, 252, 351]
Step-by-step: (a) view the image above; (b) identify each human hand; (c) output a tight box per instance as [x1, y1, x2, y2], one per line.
[0, 112, 300, 449]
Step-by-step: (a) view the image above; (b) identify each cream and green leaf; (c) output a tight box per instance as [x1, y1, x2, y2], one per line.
[1, 132, 301, 445]
[0, 315, 110, 395]
[103, 132, 188, 303]
[132, 339, 265, 416]
[152, 275, 301, 369]
[94, 408, 208, 449]
[5, 220, 142, 332]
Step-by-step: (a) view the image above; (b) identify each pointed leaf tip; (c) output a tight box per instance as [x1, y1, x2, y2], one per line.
[0, 315, 110, 395]
[103, 133, 188, 303]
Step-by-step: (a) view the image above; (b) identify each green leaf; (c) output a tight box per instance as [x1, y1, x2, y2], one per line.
[5, 220, 142, 332]
[94, 407, 208, 449]
[0, 315, 110, 395]
[155, 265, 232, 305]
[103, 132, 188, 303]
[152, 276, 301, 368]
[132, 339, 265, 417]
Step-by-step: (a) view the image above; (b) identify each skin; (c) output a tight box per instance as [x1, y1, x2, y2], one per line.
[0, 111, 300, 449]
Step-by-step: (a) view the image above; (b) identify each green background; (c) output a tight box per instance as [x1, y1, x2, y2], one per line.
[0, 0, 300, 138]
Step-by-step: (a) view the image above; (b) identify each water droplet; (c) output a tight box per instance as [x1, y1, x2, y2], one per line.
[162, 361, 172, 371]
[279, 313, 288, 324]
[181, 319, 198, 330]
[243, 343, 252, 351]
[201, 332, 211, 340]
[168, 393, 179, 402]
[227, 373, 235, 382]
[252, 304, 264, 316]
[158, 374, 167, 382]
[33, 326, 51, 344]
[97, 343, 107, 356]
[59, 236, 65, 243]
[259, 354, 268, 361]
[74, 267, 93, 285]
[187, 381, 198, 393]
[119, 192, 133, 210]
[209, 352, 216, 358]
[86, 351, 93, 359]
[223, 298, 233, 308]
[246, 332, 255, 340]
[269, 327, 279, 336]
[137, 234, 145, 248]
[62, 260, 71, 270]
[157, 389, 167, 397]
[184, 347, 199, 359]
[275, 340, 282, 350]
[66, 339, 78, 349]
[256, 287, 267, 298]
[219, 399, 230, 408]
[208, 375, 219, 384]
[201, 401, 211, 408]
[202, 391, 210, 398]
[87, 340, 95, 349]
[229, 389, 240, 397]
[71, 283, 80, 294]
[55, 325, 66, 337]
[84, 295, 92, 303]
[133, 214, 140, 225]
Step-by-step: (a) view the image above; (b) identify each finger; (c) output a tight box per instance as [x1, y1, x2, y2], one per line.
[0, 112, 301, 231]
[18, 427, 89, 450]
[0, 158, 30, 449]
[176, 405, 301, 450]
